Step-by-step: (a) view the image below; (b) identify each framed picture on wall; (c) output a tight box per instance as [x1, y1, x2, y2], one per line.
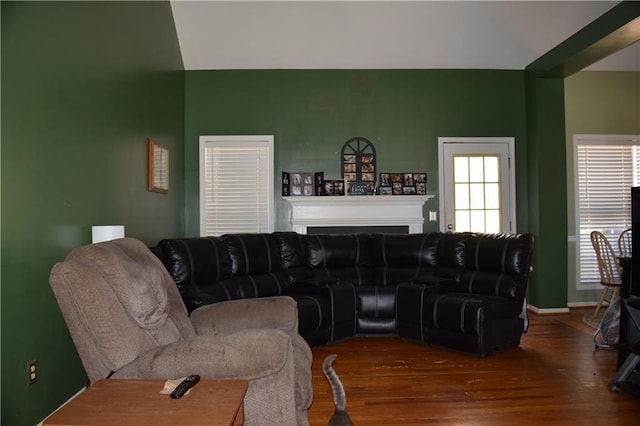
[148, 138, 169, 194]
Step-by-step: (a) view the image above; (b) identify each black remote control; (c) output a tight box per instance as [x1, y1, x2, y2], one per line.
[170, 374, 200, 399]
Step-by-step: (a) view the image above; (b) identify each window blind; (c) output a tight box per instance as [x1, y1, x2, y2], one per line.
[575, 136, 640, 287]
[199, 136, 274, 236]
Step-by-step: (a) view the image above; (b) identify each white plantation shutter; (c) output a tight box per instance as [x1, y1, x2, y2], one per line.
[575, 135, 640, 288]
[199, 136, 274, 236]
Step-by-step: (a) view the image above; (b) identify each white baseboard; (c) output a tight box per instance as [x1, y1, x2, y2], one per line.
[527, 304, 570, 314]
[567, 302, 598, 308]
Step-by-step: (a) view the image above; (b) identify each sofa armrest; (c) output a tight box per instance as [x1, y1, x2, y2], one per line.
[189, 296, 298, 335]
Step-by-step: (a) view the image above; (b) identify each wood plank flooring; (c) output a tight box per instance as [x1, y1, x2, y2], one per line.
[308, 309, 640, 425]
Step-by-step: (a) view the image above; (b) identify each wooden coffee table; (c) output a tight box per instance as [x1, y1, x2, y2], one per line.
[43, 379, 248, 425]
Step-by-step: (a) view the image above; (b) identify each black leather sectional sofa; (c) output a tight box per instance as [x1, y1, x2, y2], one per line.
[152, 231, 534, 357]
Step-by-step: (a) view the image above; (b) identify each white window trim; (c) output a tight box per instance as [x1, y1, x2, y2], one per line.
[199, 135, 274, 236]
[573, 134, 640, 290]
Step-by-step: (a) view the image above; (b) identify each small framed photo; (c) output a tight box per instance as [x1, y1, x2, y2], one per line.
[324, 180, 335, 195]
[415, 173, 427, 183]
[315, 172, 324, 196]
[344, 172, 357, 183]
[361, 172, 375, 182]
[416, 182, 426, 195]
[391, 173, 403, 184]
[334, 179, 345, 196]
[403, 186, 417, 195]
[343, 154, 356, 163]
[361, 162, 374, 172]
[392, 182, 403, 195]
[379, 186, 392, 195]
[343, 163, 356, 173]
[404, 173, 414, 186]
[379, 173, 391, 187]
[282, 172, 291, 196]
[289, 172, 315, 196]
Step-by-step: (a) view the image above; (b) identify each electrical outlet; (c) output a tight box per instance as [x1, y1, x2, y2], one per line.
[429, 211, 438, 221]
[27, 360, 37, 385]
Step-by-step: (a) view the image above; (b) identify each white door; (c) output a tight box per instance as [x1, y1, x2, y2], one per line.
[438, 137, 516, 233]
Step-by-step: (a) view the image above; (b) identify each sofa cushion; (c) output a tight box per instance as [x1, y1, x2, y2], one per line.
[303, 234, 372, 285]
[304, 234, 371, 269]
[356, 286, 397, 334]
[222, 233, 292, 298]
[159, 237, 232, 287]
[357, 286, 396, 319]
[370, 233, 443, 286]
[465, 233, 533, 275]
[222, 233, 283, 275]
[437, 232, 469, 268]
[274, 232, 314, 284]
[371, 232, 443, 267]
[461, 233, 533, 302]
[274, 232, 307, 270]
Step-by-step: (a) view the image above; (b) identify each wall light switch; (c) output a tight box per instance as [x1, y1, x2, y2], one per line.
[429, 211, 437, 221]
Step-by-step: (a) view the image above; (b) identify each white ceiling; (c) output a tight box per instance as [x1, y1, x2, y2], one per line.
[170, 1, 640, 71]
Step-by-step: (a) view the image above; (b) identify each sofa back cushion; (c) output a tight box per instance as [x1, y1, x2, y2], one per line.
[437, 232, 468, 268]
[222, 233, 291, 298]
[370, 233, 443, 285]
[274, 232, 307, 269]
[222, 233, 283, 274]
[371, 233, 442, 267]
[303, 234, 372, 285]
[159, 237, 233, 287]
[274, 231, 313, 282]
[460, 233, 534, 301]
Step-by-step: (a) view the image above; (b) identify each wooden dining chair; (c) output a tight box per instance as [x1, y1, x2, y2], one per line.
[618, 227, 632, 258]
[590, 231, 623, 318]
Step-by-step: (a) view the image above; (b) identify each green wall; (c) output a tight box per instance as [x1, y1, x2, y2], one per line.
[1, 2, 185, 424]
[565, 71, 640, 305]
[184, 69, 530, 235]
[525, 75, 569, 309]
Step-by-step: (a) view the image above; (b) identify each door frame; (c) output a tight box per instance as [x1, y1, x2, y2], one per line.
[437, 136, 517, 233]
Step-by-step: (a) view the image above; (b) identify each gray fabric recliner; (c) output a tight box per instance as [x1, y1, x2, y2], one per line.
[49, 237, 313, 426]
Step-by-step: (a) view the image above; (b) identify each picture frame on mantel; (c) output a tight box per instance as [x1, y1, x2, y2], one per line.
[148, 138, 169, 194]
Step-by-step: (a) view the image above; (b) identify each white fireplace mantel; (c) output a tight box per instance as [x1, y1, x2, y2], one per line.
[283, 195, 434, 234]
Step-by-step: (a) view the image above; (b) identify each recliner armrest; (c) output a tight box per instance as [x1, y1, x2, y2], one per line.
[113, 329, 292, 380]
[190, 296, 299, 335]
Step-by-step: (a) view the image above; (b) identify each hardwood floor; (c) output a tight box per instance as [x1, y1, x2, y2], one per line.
[308, 309, 640, 425]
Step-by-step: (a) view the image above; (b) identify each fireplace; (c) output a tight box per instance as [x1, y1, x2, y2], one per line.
[307, 225, 409, 234]
[283, 195, 434, 234]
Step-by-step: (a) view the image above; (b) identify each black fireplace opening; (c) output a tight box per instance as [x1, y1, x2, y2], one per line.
[306, 225, 409, 235]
